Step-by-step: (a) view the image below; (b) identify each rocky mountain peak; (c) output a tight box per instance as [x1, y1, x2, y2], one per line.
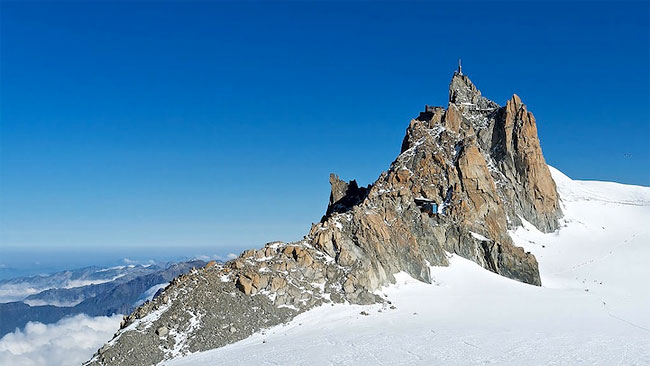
[449, 71, 479, 104]
[448, 72, 499, 110]
[87, 69, 562, 366]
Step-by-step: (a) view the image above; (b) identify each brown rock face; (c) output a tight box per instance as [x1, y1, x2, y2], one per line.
[325, 174, 369, 216]
[307, 71, 561, 291]
[87, 70, 560, 365]
[491, 94, 562, 231]
[235, 275, 254, 295]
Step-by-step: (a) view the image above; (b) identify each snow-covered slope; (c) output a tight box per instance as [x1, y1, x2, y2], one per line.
[164, 167, 650, 365]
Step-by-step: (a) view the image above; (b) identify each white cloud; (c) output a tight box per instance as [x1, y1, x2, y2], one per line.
[0, 314, 122, 366]
[0, 272, 128, 304]
[22, 299, 83, 307]
[193, 253, 238, 262]
[193, 255, 212, 262]
[0, 284, 43, 303]
[121, 258, 156, 266]
[64, 273, 126, 289]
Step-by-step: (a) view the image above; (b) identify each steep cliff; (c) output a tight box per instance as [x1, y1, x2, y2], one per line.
[87, 70, 561, 365]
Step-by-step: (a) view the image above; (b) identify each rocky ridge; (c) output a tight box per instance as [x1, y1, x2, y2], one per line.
[86, 70, 562, 365]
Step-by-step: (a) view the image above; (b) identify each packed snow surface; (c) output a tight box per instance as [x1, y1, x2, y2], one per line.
[165, 167, 650, 365]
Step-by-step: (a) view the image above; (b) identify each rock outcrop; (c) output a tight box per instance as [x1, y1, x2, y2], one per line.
[86, 70, 561, 366]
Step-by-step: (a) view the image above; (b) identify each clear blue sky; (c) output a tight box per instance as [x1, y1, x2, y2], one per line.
[1, 1, 648, 268]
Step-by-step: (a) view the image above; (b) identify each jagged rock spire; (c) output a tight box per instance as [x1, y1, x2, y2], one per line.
[87, 68, 563, 365]
[448, 71, 498, 110]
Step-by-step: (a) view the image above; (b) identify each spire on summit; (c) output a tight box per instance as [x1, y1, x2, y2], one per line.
[457, 58, 462, 75]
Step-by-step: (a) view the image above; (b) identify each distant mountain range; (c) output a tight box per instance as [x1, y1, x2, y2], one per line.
[0, 260, 206, 337]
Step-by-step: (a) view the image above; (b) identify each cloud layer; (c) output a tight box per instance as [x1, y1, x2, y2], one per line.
[0, 284, 43, 303]
[0, 314, 121, 366]
[193, 253, 237, 262]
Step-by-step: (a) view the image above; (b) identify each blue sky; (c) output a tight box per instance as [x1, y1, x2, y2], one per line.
[1, 1, 648, 268]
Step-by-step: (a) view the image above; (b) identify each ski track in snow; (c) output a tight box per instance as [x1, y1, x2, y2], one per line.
[164, 166, 650, 366]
